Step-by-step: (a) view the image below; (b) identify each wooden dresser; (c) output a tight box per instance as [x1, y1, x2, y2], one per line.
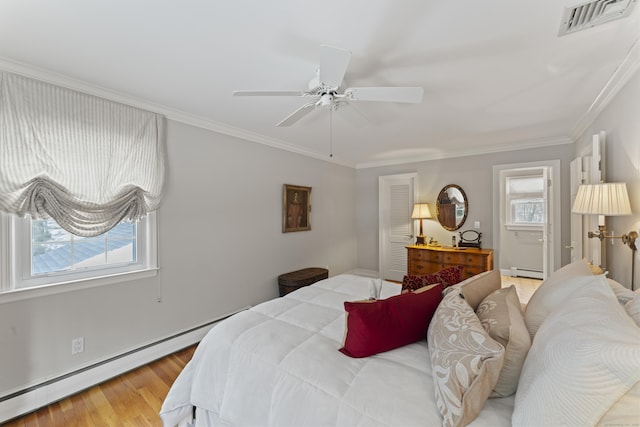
[406, 245, 493, 280]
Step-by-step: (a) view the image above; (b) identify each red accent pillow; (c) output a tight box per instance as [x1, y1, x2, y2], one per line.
[401, 265, 464, 292]
[339, 283, 443, 358]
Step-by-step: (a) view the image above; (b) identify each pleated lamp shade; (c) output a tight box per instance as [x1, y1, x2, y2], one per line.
[572, 183, 632, 216]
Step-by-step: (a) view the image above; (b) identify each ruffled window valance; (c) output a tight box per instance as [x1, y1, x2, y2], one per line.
[0, 71, 165, 237]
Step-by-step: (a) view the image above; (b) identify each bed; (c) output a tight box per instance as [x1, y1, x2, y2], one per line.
[161, 261, 640, 427]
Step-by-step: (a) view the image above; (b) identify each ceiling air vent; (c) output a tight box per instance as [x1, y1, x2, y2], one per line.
[558, 0, 638, 36]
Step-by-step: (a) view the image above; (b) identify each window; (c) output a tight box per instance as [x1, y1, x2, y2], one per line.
[506, 176, 545, 227]
[0, 212, 157, 299]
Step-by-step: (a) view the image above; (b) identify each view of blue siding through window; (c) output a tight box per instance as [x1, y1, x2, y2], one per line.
[31, 219, 136, 275]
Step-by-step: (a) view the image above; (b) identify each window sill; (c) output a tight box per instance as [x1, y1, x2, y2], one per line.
[0, 268, 159, 305]
[504, 224, 544, 232]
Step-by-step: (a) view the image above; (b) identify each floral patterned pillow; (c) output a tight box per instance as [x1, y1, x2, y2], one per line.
[401, 265, 464, 292]
[476, 285, 531, 397]
[427, 289, 505, 427]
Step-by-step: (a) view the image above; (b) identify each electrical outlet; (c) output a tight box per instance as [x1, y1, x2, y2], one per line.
[71, 337, 84, 355]
[474, 221, 481, 229]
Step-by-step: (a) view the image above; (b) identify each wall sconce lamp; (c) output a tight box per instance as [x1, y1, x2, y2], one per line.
[571, 182, 637, 249]
[571, 182, 638, 289]
[412, 203, 432, 245]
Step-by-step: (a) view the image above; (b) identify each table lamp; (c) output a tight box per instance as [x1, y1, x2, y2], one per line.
[411, 203, 432, 245]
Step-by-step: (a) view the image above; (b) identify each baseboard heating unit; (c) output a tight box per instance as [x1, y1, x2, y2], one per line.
[509, 266, 544, 280]
[0, 307, 250, 424]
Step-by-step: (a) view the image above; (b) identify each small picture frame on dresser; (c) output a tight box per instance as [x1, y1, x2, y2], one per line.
[283, 184, 311, 233]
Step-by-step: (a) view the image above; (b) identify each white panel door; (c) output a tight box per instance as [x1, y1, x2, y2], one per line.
[575, 132, 605, 266]
[569, 157, 584, 263]
[379, 174, 416, 281]
[541, 166, 550, 279]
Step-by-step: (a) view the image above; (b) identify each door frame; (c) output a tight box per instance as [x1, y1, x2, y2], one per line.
[492, 160, 561, 277]
[378, 173, 417, 280]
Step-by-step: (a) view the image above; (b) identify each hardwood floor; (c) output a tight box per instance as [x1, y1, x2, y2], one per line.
[501, 274, 543, 305]
[3, 345, 196, 427]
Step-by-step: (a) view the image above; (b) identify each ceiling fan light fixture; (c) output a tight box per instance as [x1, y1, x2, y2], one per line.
[320, 94, 333, 107]
[233, 44, 424, 127]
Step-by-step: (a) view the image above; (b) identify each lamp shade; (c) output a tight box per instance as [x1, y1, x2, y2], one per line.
[411, 203, 432, 219]
[571, 183, 632, 216]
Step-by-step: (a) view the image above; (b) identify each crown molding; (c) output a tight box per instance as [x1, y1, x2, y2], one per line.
[0, 56, 356, 169]
[355, 136, 574, 169]
[570, 37, 640, 141]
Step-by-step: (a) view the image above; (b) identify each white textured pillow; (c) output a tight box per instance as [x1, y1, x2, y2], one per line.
[607, 278, 637, 305]
[625, 294, 640, 327]
[513, 274, 640, 426]
[524, 259, 593, 339]
[476, 285, 531, 397]
[427, 290, 505, 427]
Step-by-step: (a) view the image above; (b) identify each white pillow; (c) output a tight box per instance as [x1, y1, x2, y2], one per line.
[524, 259, 593, 339]
[607, 278, 636, 305]
[513, 274, 640, 426]
[625, 294, 640, 327]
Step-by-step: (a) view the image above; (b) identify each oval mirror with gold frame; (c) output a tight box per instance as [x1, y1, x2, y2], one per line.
[436, 184, 468, 231]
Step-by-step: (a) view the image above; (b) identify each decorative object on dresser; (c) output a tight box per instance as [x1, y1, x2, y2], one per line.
[277, 267, 328, 296]
[411, 203, 432, 245]
[571, 182, 638, 289]
[458, 229, 482, 248]
[407, 244, 493, 280]
[435, 184, 468, 231]
[282, 184, 312, 232]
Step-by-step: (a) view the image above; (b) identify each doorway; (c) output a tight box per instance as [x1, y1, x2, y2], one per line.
[378, 173, 417, 281]
[493, 161, 560, 279]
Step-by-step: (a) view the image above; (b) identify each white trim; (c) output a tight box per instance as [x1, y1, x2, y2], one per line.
[0, 213, 158, 304]
[571, 38, 640, 141]
[0, 308, 250, 424]
[0, 56, 582, 171]
[0, 56, 355, 170]
[493, 160, 562, 277]
[0, 268, 158, 305]
[356, 136, 574, 169]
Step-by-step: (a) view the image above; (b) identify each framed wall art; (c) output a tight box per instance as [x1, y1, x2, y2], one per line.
[283, 184, 311, 232]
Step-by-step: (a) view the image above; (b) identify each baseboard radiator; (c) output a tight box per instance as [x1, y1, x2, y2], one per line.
[0, 307, 249, 424]
[509, 266, 544, 280]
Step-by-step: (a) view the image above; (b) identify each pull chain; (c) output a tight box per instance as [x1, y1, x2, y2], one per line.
[329, 106, 333, 158]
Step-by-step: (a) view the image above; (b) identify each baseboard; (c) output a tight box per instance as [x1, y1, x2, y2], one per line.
[0, 307, 249, 423]
[349, 268, 379, 278]
[502, 267, 544, 280]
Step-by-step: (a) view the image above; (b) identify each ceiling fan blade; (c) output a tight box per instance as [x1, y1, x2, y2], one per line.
[276, 102, 318, 127]
[319, 45, 351, 88]
[233, 90, 306, 97]
[346, 87, 424, 103]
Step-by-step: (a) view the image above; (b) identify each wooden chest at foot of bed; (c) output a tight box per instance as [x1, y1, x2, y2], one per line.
[278, 267, 329, 297]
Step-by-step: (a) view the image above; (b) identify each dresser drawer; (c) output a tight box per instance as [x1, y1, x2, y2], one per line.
[406, 246, 493, 279]
[408, 260, 440, 275]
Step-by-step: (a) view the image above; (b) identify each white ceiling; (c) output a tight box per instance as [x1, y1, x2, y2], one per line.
[1, 0, 639, 168]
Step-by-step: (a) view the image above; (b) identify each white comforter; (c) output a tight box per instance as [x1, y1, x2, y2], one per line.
[160, 274, 514, 426]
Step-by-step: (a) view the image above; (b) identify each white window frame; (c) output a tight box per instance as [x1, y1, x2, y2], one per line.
[505, 175, 545, 231]
[0, 212, 158, 304]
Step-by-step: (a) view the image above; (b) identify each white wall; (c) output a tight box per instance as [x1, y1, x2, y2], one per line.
[0, 119, 357, 395]
[355, 144, 576, 274]
[575, 69, 640, 288]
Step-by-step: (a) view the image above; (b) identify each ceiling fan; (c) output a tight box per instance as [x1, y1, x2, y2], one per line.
[233, 45, 424, 127]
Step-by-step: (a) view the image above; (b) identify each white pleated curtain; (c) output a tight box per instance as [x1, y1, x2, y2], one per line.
[0, 71, 165, 237]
